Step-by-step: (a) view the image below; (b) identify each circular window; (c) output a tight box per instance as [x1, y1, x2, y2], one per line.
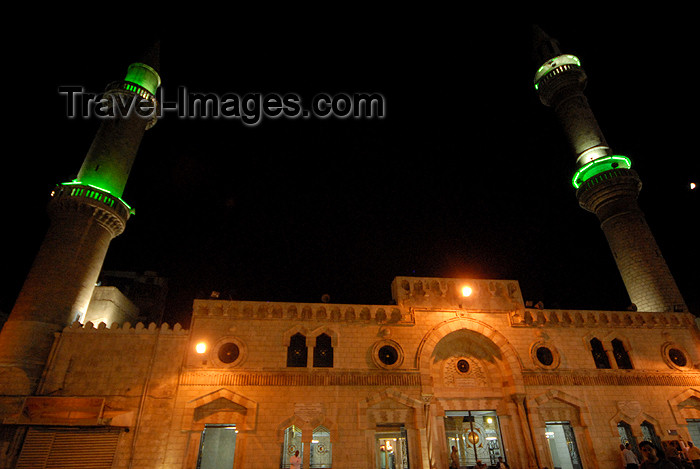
[530, 341, 560, 370]
[211, 337, 246, 367]
[669, 348, 687, 367]
[456, 359, 470, 373]
[536, 347, 554, 366]
[378, 345, 398, 366]
[218, 342, 240, 364]
[662, 343, 690, 370]
[372, 340, 404, 369]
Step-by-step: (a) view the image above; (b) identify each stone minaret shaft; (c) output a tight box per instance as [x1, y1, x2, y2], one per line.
[532, 26, 687, 313]
[0, 49, 161, 394]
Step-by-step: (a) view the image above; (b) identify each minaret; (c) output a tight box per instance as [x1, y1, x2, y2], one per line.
[532, 26, 687, 313]
[0, 45, 161, 395]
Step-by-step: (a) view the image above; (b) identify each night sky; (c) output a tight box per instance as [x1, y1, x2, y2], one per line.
[3, 22, 697, 328]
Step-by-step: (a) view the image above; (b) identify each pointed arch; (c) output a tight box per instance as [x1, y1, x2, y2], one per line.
[310, 325, 339, 346]
[669, 388, 700, 425]
[415, 317, 524, 393]
[283, 325, 310, 346]
[608, 403, 662, 438]
[275, 414, 338, 443]
[358, 388, 426, 430]
[184, 388, 258, 431]
[527, 389, 592, 427]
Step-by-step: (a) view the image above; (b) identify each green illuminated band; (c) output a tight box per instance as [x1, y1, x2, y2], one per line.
[124, 62, 161, 95]
[534, 54, 581, 90]
[572, 155, 632, 189]
[60, 181, 134, 214]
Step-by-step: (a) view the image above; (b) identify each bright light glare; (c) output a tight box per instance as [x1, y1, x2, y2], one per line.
[691, 182, 696, 190]
[461, 286, 473, 297]
[195, 342, 207, 354]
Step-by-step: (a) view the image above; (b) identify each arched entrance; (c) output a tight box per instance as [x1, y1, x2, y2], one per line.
[416, 318, 531, 469]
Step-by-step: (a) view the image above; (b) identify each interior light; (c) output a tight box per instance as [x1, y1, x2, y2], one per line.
[486, 417, 493, 424]
[195, 342, 207, 354]
[462, 286, 473, 297]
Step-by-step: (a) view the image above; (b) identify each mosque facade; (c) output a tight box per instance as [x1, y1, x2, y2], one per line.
[0, 28, 697, 469]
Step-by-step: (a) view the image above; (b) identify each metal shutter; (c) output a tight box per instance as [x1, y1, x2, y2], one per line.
[16, 427, 120, 469]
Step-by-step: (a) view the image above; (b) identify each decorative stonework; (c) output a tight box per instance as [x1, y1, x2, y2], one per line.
[661, 342, 694, 371]
[193, 300, 413, 324]
[180, 370, 421, 387]
[616, 401, 642, 420]
[210, 336, 246, 368]
[63, 321, 187, 334]
[510, 309, 694, 329]
[529, 341, 560, 370]
[49, 184, 130, 237]
[371, 340, 405, 370]
[294, 403, 324, 422]
[391, 276, 523, 311]
[523, 370, 700, 386]
[443, 357, 487, 387]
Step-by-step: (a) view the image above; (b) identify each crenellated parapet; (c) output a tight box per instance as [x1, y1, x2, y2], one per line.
[193, 300, 414, 324]
[391, 276, 524, 311]
[510, 308, 695, 329]
[62, 320, 188, 334]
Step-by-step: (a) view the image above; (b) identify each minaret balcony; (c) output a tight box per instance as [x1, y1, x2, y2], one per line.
[49, 182, 132, 235]
[103, 80, 159, 129]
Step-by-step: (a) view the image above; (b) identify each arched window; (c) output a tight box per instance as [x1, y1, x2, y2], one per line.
[287, 333, 308, 367]
[641, 421, 662, 449]
[313, 333, 333, 368]
[311, 426, 332, 468]
[281, 425, 303, 468]
[617, 421, 639, 456]
[590, 338, 611, 369]
[612, 339, 633, 369]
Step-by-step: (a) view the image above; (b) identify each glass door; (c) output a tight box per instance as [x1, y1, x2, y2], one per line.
[545, 421, 582, 469]
[197, 424, 237, 469]
[445, 410, 505, 467]
[376, 426, 409, 469]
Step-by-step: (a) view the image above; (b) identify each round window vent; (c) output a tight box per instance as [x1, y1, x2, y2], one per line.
[669, 348, 687, 367]
[372, 340, 404, 369]
[218, 342, 240, 364]
[456, 359, 470, 374]
[662, 343, 690, 370]
[530, 341, 560, 370]
[378, 345, 398, 366]
[536, 347, 554, 366]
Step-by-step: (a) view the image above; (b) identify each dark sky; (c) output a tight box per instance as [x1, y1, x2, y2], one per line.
[3, 22, 698, 327]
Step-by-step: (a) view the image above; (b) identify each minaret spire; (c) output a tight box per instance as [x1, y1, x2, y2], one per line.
[532, 26, 688, 313]
[0, 46, 161, 395]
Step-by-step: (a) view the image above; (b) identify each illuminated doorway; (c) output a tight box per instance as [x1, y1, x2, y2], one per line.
[196, 424, 237, 469]
[445, 410, 505, 467]
[545, 422, 582, 469]
[281, 425, 304, 469]
[375, 425, 409, 469]
[311, 425, 332, 468]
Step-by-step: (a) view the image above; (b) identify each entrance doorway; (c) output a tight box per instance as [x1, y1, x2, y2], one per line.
[444, 410, 505, 468]
[375, 426, 409, 469]
[545, 422, 582, 469]
[197, 424, 237, 469]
